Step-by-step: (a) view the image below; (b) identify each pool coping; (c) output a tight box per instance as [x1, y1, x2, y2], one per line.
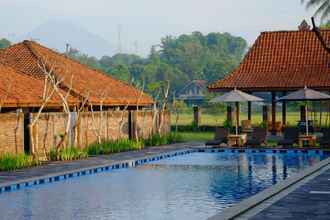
[0, 147, 199, 193]
[208, 153, 330, 220]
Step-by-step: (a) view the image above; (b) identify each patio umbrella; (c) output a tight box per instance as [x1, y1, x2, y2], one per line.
[277, 86, 330, 135]
[210, 88, 263, 135]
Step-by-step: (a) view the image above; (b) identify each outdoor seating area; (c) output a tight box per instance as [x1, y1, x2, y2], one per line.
[205, 82, 330, 149]
[205, 124, 330, 148]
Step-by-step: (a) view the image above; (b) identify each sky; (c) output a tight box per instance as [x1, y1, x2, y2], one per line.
[0, 0, 316, 56]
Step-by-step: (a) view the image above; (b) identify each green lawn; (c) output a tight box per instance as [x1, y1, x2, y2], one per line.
[178, 131, 214, 142]
[172, 112, 309, 126]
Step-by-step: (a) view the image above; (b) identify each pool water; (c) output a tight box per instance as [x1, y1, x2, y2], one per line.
[0, 150, 328, 220]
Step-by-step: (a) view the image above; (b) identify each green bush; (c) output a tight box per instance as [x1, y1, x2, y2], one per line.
[0, 154, 38, 171]
[144, 133, 183, 147]
[85, 133, 182, 156]
[86, 139, 144, 156]
[50, 147, 88, 161]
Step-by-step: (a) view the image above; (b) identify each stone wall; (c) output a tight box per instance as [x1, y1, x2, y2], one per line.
[0, 113, 24, 155]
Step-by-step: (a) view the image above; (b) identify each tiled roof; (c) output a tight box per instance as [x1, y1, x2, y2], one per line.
[0, 63, 78, 108]
[208, 30, 330, 92]
[0, 41, 153, 106]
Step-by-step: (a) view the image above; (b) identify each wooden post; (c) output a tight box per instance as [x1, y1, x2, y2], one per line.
[262, 105, 269, 123]
[236, 102, 240, 135]
[271, 92, 277, 135]
[300, 105, 306, 121]
[227, 105, 233, 125]
[282, 92, 287, 126]
[193, 106, 200, 127]
[248, 101, 252, 121]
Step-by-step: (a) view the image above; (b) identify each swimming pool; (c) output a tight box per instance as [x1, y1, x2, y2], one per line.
[0, 149, 328, 220]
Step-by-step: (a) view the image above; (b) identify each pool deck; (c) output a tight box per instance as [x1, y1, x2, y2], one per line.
[249, 166, 330, 220]
[0, 142, 202, 187]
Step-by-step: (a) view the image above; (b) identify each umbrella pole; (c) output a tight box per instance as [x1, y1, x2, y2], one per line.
[306, 102, 309, 136]
[236, 102, 239, 135]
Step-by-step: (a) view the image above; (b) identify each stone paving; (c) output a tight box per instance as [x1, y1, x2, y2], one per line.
[249, 167, 330, 220]
[0, 142, 202, 186]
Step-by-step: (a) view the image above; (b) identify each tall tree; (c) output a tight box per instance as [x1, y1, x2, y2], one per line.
[0, 38, 11, 49]
[301, 0, 330, 22]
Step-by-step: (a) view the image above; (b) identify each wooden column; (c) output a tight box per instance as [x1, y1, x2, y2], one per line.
[248, 101, 252, 121]
[262, 105, 269, 123]
[227, 105, 233, 125]
[193, 106, 200, 127]
[300, 105, 306, 121]
[271, 92, 277, 135]
[236, 102, 240, 134]
[282, 92, 287, 126]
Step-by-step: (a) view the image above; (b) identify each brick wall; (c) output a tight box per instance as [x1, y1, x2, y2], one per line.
[0, 110, 171, 157]
[77, 111, 129, 148]
[159, 110, 171, 135]
[0, 113, 24, 155]
[30, 112, 67, 157]
[132, 110, 171, 139]
[133, 111, 155, 139]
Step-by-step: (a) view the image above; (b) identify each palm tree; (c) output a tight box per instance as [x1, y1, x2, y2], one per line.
[302, 0, 330, 22]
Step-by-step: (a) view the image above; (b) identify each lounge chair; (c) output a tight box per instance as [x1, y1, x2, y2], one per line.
[278, 127, 299, 147]
[241, 120, 253, 133]
[205, 127, 228, 146]
[268, 121, 283, 133]
[319, 128, 330, 147]
[245, 127, 267, 147]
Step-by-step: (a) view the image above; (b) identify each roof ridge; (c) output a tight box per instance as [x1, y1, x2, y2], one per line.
[25, 40, 146, 94]
[21, 41, 89, 102]
[261, 29, 330, 34]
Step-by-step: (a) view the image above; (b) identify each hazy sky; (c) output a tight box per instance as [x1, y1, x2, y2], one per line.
[0, 0, 316, 56]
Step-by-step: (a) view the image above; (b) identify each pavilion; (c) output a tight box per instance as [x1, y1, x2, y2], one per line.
[208, 21, 330, 134]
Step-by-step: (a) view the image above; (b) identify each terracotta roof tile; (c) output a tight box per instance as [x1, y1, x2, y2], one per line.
[0, 41, 153, 106]
[208, 30, 330, 91]
[0, 63, 78, 108]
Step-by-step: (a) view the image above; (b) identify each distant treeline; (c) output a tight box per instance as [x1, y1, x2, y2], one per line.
[0, 32, 247, 98]
[67, 31, 247, 97]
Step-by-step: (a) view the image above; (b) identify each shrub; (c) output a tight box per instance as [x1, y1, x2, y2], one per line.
[0, 154, 38, 171]
[223, 119, 233, 130]
[144, 133, 183, 147]
[85, 143, 103, 156]
[86, 139, 144, 156]
[50, 147, 88, 161]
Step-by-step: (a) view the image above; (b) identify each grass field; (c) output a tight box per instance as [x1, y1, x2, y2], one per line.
[178, 131, 214, 142]
[171, 112, 320, 126]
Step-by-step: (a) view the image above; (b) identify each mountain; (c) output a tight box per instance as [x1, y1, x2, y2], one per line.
[22, 20, 115, 58]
